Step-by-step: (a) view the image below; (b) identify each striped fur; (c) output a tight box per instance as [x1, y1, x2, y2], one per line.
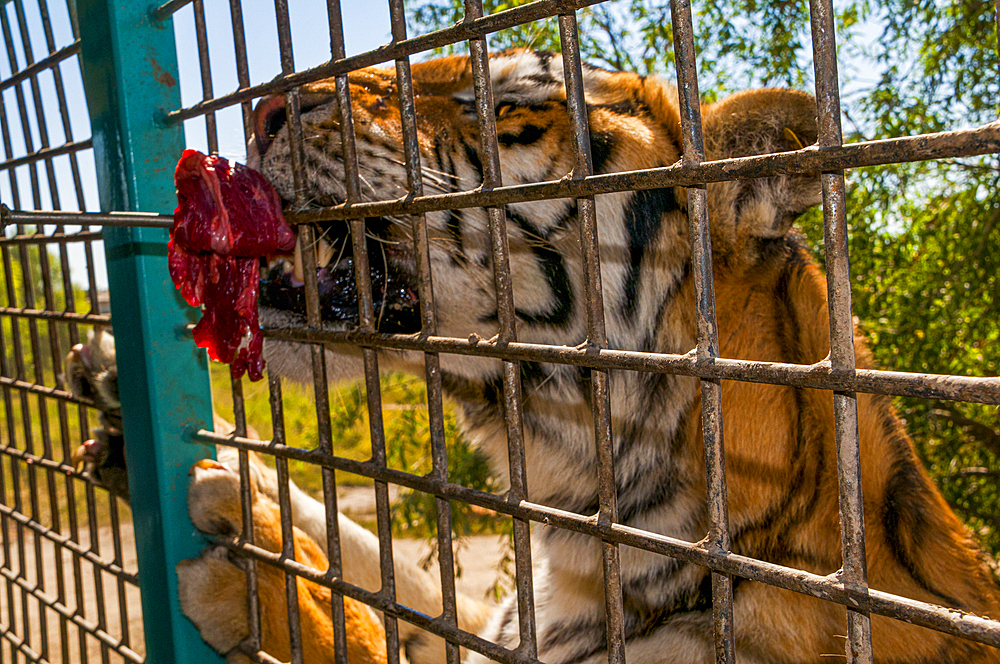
[186, 50, 1000, 662]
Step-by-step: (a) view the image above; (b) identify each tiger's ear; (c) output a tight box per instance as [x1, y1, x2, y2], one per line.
[700, 89, 821, 248]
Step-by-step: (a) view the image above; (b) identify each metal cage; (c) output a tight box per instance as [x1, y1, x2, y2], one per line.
[0, 0, 998, 663]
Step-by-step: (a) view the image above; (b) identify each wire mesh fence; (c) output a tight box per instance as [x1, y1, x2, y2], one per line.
[1, 0, 999, 663]
[0, 1, 144, 663]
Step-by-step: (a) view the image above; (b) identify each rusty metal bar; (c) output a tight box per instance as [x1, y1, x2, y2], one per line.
[197, 429, 1000, 649]
[223, 0, 264, 658]
[0, 565, 143, 663]
[12, 0, 62, 218]
[809, 0, 873, 660]
[0, 307, 111, 325]
[1, 207, 171, 228]
[0, 375, 99, 407]
[108, 494, 134, 650]
[271, 376, 307, 664]
[286, 122, 1000, 223]
[668, 0, 734, 659]
[3, 38, 56, 645]
[0, 501, 139, 585]
[0, 138, 93, 173]
[24, 11, 98, 658]
[0, 39, 80, 95]
[462, 0, 539, 656]
[0, 230, 104, 247]
[228, 0, 255, 142]
[34, 0, 90, 217]
[270, 1, 308, 661]
[151, 0, 195, 22]
[161, 0, 609, 124]
[320, 3, 354, 663]
[383, 1, 462, 662]
[192, 0, 218, 153]
[556, 12, 627, 664]
[259, 327, 1000, 405]
[219, 534, 543, 664]
[1, 122, 996, 228]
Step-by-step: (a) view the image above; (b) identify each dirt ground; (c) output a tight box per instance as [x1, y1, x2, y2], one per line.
[0, 486, 507, 664]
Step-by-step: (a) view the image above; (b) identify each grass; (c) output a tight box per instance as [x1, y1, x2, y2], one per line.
[208, 362, 506, 539]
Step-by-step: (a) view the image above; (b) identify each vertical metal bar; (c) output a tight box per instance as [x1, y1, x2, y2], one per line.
[10, 6, 79, 639]
[74, 2, 222, 663]
[0, 248, 20, 657]
[382, 2, 459, 661]
[11, 231, 52, 664]
[228, 0, 254, 142]
[35, 0, 89, 212]
[192, 0, 218, 154]
[808, 1, 872, 661]
[668, 0, 735, 660]
[0, 23, 49, 655]
[556, 13, 628, 664]
[0, 7, 40, 208]
[27, 19, 87, 658]
[226, 1, 263, 656]
[108, 493, 132, 649]
[1, 223, 35, 663]
[461, 1, 538, 656]
[323, 3, 355, 662]
[84, 480, 111, 664]
[267, 374, 305, 664]
[12, 0, 61, 211]
[272, 3, 309, 663]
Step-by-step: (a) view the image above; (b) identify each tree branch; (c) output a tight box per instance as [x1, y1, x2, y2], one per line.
[930, 406, 1000, 458]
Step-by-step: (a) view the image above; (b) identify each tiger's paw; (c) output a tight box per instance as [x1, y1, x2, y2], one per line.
[178, 459, 388, 664]
[177, 459, 258, 655]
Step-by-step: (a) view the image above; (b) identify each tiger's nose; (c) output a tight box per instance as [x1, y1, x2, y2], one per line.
[253, 95, 288, 156]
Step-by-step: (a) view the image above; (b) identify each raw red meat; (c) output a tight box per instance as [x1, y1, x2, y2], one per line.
[169, 149, 296, 381]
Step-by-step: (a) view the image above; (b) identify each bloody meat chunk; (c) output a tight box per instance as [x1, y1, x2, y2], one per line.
[169, 149, 295, 381]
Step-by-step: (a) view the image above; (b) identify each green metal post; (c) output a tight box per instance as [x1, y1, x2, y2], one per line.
[74, 1, 222, 662]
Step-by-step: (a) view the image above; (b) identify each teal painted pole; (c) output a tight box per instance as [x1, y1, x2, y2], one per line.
[74, 1, 222, 662]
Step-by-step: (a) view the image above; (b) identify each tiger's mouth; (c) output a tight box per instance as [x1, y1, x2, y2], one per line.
[259, 217, 422, 334]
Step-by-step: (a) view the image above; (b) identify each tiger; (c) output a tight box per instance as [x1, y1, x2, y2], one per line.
[175, 49, 1000, 663]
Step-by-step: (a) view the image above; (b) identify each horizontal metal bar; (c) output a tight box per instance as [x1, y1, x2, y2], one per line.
[288, 122, 1000, 224]
[215, 537, 541, 664]
[0, 376, 98, 409]
[0, 306, 111, 325]
[0, 40, 81, 96]
[1, 207, 172, 229]
[196, 430, 1000, 649]
[0, 566, 142, 663]
[150, 0, 195, 24]
[0, 230, 104, 246]
[0, 500, 140, 585]
[162, 0, 605, 124]
[0, 441, 104, 488]
[0, 138, 93, 173]
[0, 625, 50, 664]
[235, 643, 286, 664]
[261, 326, 1000, 404]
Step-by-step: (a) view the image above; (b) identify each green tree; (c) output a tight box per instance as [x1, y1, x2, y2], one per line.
[409, 0, 1000, 554]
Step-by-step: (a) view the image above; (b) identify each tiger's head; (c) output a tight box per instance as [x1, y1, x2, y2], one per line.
[252, 49, 820, 381]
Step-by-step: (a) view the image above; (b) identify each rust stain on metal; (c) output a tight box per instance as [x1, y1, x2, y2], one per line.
[149, 56, 177, 87]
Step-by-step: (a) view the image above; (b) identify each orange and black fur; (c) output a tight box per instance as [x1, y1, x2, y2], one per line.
[166, 50, 1000, 662]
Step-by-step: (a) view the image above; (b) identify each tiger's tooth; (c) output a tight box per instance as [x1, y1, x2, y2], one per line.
[317, 237, 335, 269]
[293, 239, 304, 283]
